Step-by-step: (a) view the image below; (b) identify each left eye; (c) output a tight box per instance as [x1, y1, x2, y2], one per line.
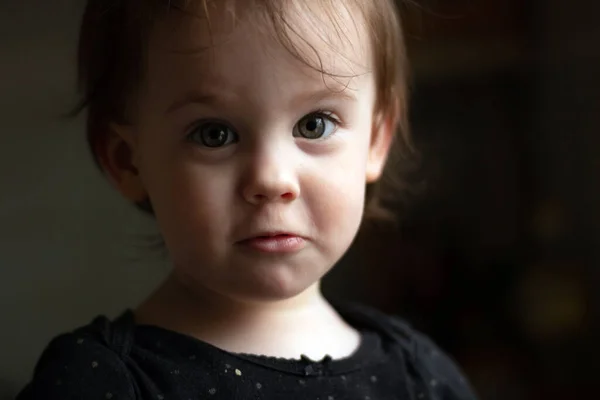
[293, 113, 338, 139]
[186, 121, 238, 148]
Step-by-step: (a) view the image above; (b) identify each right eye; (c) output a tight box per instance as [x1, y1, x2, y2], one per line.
[187, 121, 238, 148]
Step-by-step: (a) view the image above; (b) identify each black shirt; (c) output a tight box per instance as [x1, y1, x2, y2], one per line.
[17, 303, 477, 400]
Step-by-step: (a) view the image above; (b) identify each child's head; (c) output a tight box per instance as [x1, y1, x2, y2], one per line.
[76, 0, 410, 302]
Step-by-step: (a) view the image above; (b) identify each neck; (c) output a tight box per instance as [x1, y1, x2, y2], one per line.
[140, 272, 327, 321]
[134, 272, 360, 359]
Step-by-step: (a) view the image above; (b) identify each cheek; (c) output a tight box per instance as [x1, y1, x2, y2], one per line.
[304, 140, 369, 239]
[318, 166, 367, 217]
[168, 170, 227, 220]
[138, 147, 235, 243]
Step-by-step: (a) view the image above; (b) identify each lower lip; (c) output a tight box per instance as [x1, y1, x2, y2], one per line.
[239, 235, 306, 253]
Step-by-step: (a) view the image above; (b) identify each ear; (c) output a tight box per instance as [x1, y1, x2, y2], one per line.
[95, 124, 148, 202]
[366, 109, 396, 183]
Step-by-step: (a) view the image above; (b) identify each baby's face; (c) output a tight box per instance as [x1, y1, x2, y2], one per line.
[124, 1, 389, 302]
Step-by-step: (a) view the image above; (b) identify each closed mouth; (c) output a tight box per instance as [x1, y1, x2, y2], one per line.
[256, 233, 295, 238]
[236, 232, 307, 253]
[243, 232, 300, 241]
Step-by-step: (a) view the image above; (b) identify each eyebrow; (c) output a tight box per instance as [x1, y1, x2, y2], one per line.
[295, 86, 358, 107]
[166, 92, 220, 114]
[165, 86, 358, 115]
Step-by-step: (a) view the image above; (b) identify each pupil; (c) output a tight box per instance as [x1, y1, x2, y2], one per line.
[306, 119, 318, 131]
[199, 123, 231, 147]
[205, 126, 225, 144]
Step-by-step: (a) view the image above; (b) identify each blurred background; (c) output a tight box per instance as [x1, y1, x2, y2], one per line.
[0, 0, 598, 399]
[329, 0, 599, 399]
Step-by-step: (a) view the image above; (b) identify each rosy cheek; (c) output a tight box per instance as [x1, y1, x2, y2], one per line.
[308, 169, 364, 218]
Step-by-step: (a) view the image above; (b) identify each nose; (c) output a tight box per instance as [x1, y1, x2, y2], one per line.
[241, 146, 300, 205]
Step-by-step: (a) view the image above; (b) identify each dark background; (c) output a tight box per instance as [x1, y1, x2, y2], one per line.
[327, 0, 599, 399]
[1, 0, 598, 399]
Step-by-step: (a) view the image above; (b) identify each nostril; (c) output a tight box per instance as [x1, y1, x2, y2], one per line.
[244, 188, 297, 204]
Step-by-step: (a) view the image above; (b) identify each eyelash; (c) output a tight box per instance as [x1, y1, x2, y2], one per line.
[312, 108, 341, 123]
[311, 109, 342, 126]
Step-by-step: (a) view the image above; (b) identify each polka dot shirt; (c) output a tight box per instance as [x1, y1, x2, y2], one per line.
[17, 303, 477, 400]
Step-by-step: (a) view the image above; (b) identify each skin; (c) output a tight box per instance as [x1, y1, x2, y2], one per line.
[101, 1, 395, 360]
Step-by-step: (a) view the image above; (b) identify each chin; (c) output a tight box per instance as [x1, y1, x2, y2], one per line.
[226, 267, 323, 304]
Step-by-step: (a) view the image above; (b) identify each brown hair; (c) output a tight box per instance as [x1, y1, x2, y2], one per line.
[73, 0, 413, 220]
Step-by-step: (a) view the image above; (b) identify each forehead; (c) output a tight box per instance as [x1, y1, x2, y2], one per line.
[146, 0, 373, 88]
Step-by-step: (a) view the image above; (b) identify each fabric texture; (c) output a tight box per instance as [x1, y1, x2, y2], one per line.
[17, 303, 477, 400]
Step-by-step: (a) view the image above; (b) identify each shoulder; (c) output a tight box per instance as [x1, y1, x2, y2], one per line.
[388, 317, 478, 400]
[17, 313, 136, 400]
[337, 302, 478, 400]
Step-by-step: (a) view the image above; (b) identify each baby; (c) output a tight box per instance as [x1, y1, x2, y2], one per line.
[18, 1, 477, 399]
